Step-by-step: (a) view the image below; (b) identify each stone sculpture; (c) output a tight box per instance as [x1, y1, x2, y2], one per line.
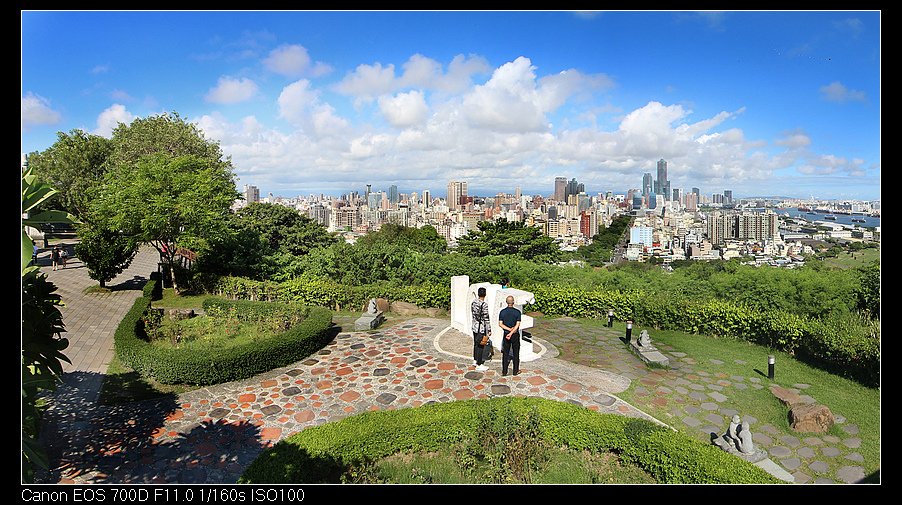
[637, 329, 651, 347]
[737, 421, 755, 455]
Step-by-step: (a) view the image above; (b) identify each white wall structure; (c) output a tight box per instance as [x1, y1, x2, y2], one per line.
[450, 275, 541, 362]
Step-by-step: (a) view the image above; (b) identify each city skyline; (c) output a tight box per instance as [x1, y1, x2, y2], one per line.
[22, 11, 880, 199]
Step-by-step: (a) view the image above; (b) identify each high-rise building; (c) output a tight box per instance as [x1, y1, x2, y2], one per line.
[308, 204, 331, 228]
[580, 210, 598, 238]
[672, 188, 682, 205]
[243, 184, 260, 204]
[713, 194, 724, 204]
[692, 187, 700, 198]
[630, 226, 654, 247]
[515, 186, 521, 203]
[423, 189, 431, 208]
[447, 180, 468, 211]
[656, 158, 670, 200]
[389, 185, 399, 204]
[554, 177, 567, 202]
[642, 173, 653, 197]
[365, 184, 372, 205]
[368, 192, 381, 209]
[547, 205, 558, 220]
[564, 178, 584, 201]
[724, 190, 733, 205]
[648, 192, 657, 210]
[685, 192, 698, 212]
[632, 195, 643, 210]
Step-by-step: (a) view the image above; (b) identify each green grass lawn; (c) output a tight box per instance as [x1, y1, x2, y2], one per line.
[99, 354, 197, 405]
[147, 316, 288, 351]
[613, 321, 880, 478]
[821, 248, 879, 269]
[363, 447, 656, 484]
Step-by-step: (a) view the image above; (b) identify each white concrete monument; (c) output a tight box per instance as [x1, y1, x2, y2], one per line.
[450, 275, 540, 362]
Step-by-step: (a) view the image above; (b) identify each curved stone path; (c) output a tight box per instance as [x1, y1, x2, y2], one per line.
[42, 319, 656, 484]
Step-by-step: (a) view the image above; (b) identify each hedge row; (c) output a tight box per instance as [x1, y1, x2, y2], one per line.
[202, 298, 311, 324]
[527, 284, 879, 386]
[115, 279, 335, 385]
[239, 397, 779, 484]
[209, 275, 448, 311]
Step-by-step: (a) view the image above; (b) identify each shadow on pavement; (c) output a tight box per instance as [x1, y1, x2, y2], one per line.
[39, 371, 268, 483]
[110, 275, 148, 292]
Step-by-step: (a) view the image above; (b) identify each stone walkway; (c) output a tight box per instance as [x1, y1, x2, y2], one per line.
[41, 320, 653, 484]
[529, 317, 874, 484]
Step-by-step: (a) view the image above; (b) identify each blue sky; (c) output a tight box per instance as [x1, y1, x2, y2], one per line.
[21, 11, 880, 200]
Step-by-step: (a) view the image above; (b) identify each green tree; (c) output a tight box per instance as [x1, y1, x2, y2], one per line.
[357, 223, 446, 254]
[235, 203, 337, 257]
[855, 260, 880, 319]
[106, 111, 232, 175]
[25, 129, 112, 217]
[21, 168, 76, 482]
[74, 223, 139, 288]
[456, 218, 560, 263]
[94, 153, 238, 293]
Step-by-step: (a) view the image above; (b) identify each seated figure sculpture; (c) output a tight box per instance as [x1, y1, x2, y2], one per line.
[737, 421, 755, 455]
[637, 329, 651, 347]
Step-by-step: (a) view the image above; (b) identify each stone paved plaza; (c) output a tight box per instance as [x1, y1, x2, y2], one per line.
[35, 250, 874, 484]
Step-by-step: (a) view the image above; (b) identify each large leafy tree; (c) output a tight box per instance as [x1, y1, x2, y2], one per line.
[21, 168, 76, 482]
[357, 223, 447, 254]
[94, 153, 238, 293]
[25, 129, 112, 217]
[74, 222, 139, 288]
[456, 218, 560, 263]
[234, 202, 337, 257]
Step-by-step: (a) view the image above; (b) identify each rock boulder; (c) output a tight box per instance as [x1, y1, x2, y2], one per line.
[789, 403, 835, 433]
[390, 301, 421, 316]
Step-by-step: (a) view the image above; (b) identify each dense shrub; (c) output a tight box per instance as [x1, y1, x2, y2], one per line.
[239, 397, 779, 484]
[115, 280, 334, 385]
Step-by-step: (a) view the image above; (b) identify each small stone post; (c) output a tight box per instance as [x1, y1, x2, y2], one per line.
[768, 355, 775, 380]
[625, 320, 633, 343]
[607, 309, 614, 327]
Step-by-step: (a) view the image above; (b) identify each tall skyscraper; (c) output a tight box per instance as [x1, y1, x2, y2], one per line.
[515, 186, 521, 202]
[672, 188, 682, 205]
[724, 190, 733, 205]
[685, 192, 698, 212]
[447, 180, 468, 211]
[692, 187, 700, 198]
[365, 184, 372, 205]
[423, 189, 431, 209]
[554, 177, 567, 202]
[243, 184, 260, 204]
[656, 158, 670, 200]
[642, 173, 653, 197]
[565, 178, 583, 201]
[389, 185, 399, 204]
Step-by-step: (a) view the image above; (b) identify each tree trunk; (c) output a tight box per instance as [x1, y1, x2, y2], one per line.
[100, 279, 106, 288]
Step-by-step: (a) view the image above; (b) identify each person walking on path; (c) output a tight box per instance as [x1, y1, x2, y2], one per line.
[60, 246, 68, 268]
[499, 295, 522, 376]
[471, 287, 492, 372]
[32, 241, 39, 265]
[51, 246, 60, 271]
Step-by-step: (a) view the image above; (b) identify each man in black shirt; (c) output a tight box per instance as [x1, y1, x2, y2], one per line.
[498, 295, 521, 376]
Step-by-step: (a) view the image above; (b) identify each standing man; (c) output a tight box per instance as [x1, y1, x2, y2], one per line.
[498, 295, 522, 376]
[471, 287, 491, 371]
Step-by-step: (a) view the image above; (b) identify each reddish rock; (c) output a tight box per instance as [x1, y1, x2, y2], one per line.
[294, 410, 315, 423]
[238, 393, 256, 403]
[790, 404, 835, 433]
[771, 386, 809, 407]
[527, 376, 547, 386]
[562, 383, 582, 394]
[339, 391, 361, 402]
[336, 367, 353, 376]
[260, 427, 282, 441]
[375, 298, 390, 313]
[166, 410, 183, 421]
[438, 362, 456, 370]
[390, 301, 421, 316]
[261, 380, 278, 388]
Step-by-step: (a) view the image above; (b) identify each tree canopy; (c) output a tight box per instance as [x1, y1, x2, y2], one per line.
[356, 223, 447, 254]
[25, 129, 112, 217]
[456, 218, 560, 263]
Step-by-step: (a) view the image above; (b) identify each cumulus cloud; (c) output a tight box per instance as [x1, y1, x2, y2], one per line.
[775, 130, 812, 149]
[93, 104, 135, 137]
[205, 76, 259, 104]
[277, 79, 349, 138]
[820, 81, 866, 103]
[378, 91, 430, 127]
[90, 64, 109, 74]
[334, 53, 491, 100]
[263, 44, 332, 78]
[22, 92, 62, 128]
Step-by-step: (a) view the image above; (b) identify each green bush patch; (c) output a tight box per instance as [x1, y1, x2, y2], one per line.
[239, 397, 779, 484]
[114, 279, 335, 385]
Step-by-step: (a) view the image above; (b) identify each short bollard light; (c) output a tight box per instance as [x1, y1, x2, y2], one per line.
[625, 320, 633, 343]
[768, 355, 775, 380]
[607, 309, 615, 327]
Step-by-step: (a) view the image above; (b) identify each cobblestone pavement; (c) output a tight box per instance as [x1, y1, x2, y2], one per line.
[42, 320, 652, 484]
[529, 317, 874, 485]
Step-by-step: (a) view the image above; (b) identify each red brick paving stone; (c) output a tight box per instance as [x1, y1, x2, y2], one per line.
[261, 427, 282, 440]
[198, 411, 207, 417]
[238, 394, 256, 403]
[392, 379, 402, 385]
[459, 380, 469, 387]
[412, 401, 423, 407]
[365, 350, 380, 357]
[652, 397, 668, 407]
[310, 394, 320, 400]
[562, 383, 582, 394]
[475, 385, 485, 390]
[441, 388, 453, 393]
[168, 431, 178, 437]
[261, 380, 278, 388]
[527, 376, 547, 386]
[395, 372, 405, 378]
[200, 399, 209, 404]
[278, 417, 289, 423]
[271, 393, 280, 399]
[416, 369, 426, 373]
[396, 347, 410, 353]
[530, 388, 540, 393]
[312, 402, 323, 408]
[229, 403, 238, 409]
[295, 410, 315, 422]
[406, 390, 417, 396]
[311, 368, 327, 375]
[422, 392, 433, 398]
[617, 405, 631, 413]
[588, 406, 600, 412]
[343, 406, 355, 413]
[453, 389, 475, 400]
[545, 385, 556, 391]
[322, 390, 333, 396]
[182, 403, 191, 408]
[438, 363, 456, 370]
[264, 399, 274, 405]
[398, 398, 408, 404]
[253, 414, 264, 420]
[166, 411, 183, 421]
[369, 406, 380, 412]
[340, 391, 361, 402]
[152, 427, 166, 439]
[212, 402, 223, 408]
[555, 392, 567, 399]
[336, 367, 353, 376]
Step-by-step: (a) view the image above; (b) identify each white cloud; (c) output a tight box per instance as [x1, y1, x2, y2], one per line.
[205, 76, 259, 104]
[263, 44, 332, 78]
[820, 81, 866, 103]
[333, 62, 397, 99]
[776, 130, 812, 149]
[379, 91, 430, 128]
[93, 104, 135, 137]
[90, 64, 109, 74]
[21, 92, 61, 128]
[334, 53, 491, 100]
[833, 18, 864, 36]
[277, 79, 320, 125]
